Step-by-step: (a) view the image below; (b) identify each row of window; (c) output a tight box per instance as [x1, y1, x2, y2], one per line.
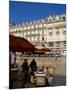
[49, 30, 66, 36]
[11, 29, 66, 36]
[11, 30, 66, 42]
[10, 27, 66, 37]
[21, 30, 66, 36]
[10, 23, 65, 32]
[11, 30, 45, 36]
[48, 41, 66, 47]
[29, 41, 66, 48]
[27, 37, 45, 41]
[11, 32, 66, 48]
[25, 30, 45, 35]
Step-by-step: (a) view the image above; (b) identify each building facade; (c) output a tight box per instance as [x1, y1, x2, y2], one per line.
[10, 14, 66, 54]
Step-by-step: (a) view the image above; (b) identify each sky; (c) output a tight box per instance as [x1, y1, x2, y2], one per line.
[9, 1, 66, 24]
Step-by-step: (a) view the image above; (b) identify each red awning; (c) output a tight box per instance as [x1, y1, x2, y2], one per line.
[9, 35, 35, 52]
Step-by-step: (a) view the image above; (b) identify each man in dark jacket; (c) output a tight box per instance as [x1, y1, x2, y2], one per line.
[22, 59, 29, 74]
[22, 59, 29, 87]
[30, 59, 37, 75]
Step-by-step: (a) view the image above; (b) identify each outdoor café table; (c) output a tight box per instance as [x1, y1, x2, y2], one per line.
[33, 71, 48, 86]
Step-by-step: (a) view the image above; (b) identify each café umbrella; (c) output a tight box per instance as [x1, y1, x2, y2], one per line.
[9, 35, 35, 52]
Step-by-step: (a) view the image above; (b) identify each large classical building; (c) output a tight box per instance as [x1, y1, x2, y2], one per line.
[10, 14, 66, 55]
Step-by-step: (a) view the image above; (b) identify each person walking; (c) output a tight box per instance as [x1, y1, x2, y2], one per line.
[30, 59, 37, 75]
[22, 59, 29, 87]
[22, 59, 29, 74]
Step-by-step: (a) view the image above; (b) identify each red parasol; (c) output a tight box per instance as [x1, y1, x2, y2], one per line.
[9, 35, 35, 52]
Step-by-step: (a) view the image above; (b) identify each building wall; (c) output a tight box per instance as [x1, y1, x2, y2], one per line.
[10, 14, 66, 51]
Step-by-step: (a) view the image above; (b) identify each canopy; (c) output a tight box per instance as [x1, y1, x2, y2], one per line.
[9, 35, 35, 52]
[35, 46, 51, 52]
[9, 35, 51, 52]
